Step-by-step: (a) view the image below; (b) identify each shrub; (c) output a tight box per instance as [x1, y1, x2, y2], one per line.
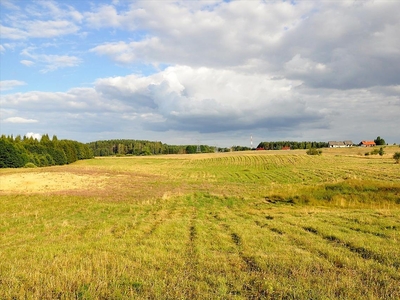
[393, 152, 400, 164]
[370, 148, 380, 155]
[306, 148, 322, 155]
[24, 162, 37, 168]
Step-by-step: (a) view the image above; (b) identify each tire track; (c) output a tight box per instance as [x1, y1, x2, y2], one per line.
[183, 209, 199, 299]
[302, 226, 399, 269]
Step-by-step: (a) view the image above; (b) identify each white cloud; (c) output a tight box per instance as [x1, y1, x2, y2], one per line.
[36, 1, 83, 23]
[85, 5, 121, 29]
[3, 117, 38, 123]
[0, 0, 19, 10]
[0, 25, 27, 40]
[39, 54, 82, 73]
[1, 1, 81, 40]
[0, 21, 79, 40]
[89, 1, 310, 67]
[20, 48, 81, 72]
[88, 0, 400, 90]
[20, 60, 34, 66]
[0, 80, 26, 91]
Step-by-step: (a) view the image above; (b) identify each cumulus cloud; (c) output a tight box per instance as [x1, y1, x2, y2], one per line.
[89, 1, 309, 66]
[1, 63, 399, 143]
[4, 65, 399, 139]
[1, 66, 323, 133]
[89, 0, 400, 90]
[85, 5, 122, 29]
[0, 80, 26, 91]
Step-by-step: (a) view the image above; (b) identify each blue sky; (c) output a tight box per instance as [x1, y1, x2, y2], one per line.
[1, 0, 399, 146]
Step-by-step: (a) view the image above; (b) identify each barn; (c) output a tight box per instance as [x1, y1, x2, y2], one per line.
[328, 141, 353, 148]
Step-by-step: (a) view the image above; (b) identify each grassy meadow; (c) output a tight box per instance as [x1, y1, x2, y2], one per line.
[1, 146, 399, 299]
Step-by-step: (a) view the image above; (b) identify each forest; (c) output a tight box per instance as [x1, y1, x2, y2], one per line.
[87, 139, 222, 156]
[0, 134, 93, 168]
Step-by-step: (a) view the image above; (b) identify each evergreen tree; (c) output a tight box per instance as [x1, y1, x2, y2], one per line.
[0, 139, 29, 168]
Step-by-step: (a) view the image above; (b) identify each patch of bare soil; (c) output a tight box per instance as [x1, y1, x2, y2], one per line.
[0, 171, 109, 194]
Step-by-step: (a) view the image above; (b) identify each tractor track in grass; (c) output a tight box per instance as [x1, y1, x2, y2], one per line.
[182, 208, 199, 299]
[251, 212, 362, 270]
[301, 225, 400, 270]
[327, 219, 391, 239]
[222, 223, 263, 274]
[280, 215, 400, 270]
[227, 229, 269, 299]
[213, 214, 270, 298]
[250, 210, 400, 274]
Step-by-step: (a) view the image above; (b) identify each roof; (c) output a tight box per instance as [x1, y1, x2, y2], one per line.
[328, 141, 353, 146]
[360, 140, 376, 145]
[328, 141, 343, 146]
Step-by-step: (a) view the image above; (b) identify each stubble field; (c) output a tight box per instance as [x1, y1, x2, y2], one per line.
[1, 147, 399, 299]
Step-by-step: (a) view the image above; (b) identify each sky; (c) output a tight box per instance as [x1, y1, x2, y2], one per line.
[1, 0, 399, 147]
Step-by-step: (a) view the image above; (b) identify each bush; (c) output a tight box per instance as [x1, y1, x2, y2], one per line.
[24, 162, 37, 168]
[306, 148, 322, 155]
[393, 152, 400, 164]
[370, 148, 380, 155]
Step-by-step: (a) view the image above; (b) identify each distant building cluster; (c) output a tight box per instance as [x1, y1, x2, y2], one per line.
[327, 140, 378, 148]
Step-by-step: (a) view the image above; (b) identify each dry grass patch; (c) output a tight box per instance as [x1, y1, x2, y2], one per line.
[0, 171, 110, 194]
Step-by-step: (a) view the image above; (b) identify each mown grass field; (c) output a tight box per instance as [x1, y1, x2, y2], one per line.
[1, 147, 399, 299]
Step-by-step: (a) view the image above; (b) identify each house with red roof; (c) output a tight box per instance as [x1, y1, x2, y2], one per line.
[359, 141, 376, 147]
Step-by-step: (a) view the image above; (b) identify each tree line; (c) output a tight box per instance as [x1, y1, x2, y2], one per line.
[87, 139, 220, 156]
[256, 141, 328, 150]
[0, 134, 93, 168]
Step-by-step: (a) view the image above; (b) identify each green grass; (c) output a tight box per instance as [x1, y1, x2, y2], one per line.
[1, 149, 399, 299]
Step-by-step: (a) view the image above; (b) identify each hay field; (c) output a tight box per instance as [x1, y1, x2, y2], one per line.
[1, 146, 399, 299]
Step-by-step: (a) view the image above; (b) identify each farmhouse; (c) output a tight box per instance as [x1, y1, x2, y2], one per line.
[359, 141, 376, 147]
[328, 140, 353, 148]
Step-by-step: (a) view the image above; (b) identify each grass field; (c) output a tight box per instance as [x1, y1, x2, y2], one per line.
[1, 147, 399, 299]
